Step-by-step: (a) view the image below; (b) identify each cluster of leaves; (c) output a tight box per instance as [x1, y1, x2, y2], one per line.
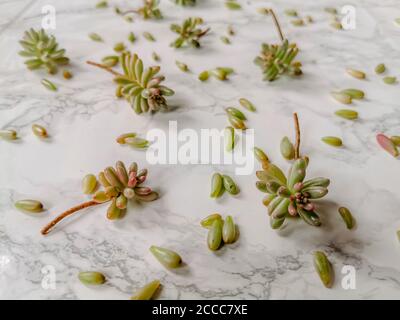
[114, 52, 174, 113]
[254, 39, 302, 81]
[170, 17, 210, 48]
[256, 158, 330, 229]
[19, 28, 69, 74]
[135, 0, 162, 20]
[95, 161, 158, 220]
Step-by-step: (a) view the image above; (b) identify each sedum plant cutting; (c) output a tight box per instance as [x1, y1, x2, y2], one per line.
[19, 28, 69, 74]
[171, 17, 210, 48]
[117, 0, 162, 20]
[87, 52, 174, 114]
[41, 161, 158, 235]
[256, 114, 330, 229]
[254, 9, 302, 81]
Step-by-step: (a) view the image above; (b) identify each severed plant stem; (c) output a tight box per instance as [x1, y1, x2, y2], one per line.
[86, 60, 123, 77]
[269, 9, 285, 42]
[198, 28, 211, 38]
[293, 112, 301, 159]
[41, 200, 105, 235]
[120, 9, 139, 16]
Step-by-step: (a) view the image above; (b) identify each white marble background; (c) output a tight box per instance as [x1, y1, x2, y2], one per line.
[0, 0, 400, 299]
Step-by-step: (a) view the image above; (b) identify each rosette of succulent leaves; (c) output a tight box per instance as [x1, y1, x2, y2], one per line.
[117, 0, 163, 20]
[255, 114, 330, 229]
[171, 17, 210, 48]
[257, 158, 330, 229]
[41, 161, 158, 235]
[87, 52, 174, 114]
[254, 9, 302, 81]
[19, 28, 69, 74]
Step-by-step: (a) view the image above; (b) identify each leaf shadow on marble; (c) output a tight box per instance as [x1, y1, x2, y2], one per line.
[165, 261, 191, 277]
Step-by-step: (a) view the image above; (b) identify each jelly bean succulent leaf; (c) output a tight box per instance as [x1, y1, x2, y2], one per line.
[254, 9, 302, 81]
[87, 52, 174, 114]
[170, 17, 210, 48]
[174, 0, 196, 6]
[19, 28, 69, 74]
[41, 161, 158, 235]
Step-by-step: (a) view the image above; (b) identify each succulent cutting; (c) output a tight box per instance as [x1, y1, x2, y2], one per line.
[170, 17, 210, 48]
[116, 0, 162, 20]
[256, 114, 330, 229]
[257, 158, 330, 229]
[41, 161, 158, 235]
[87, 52, 174, 114]
[19, 28, 69, 74]
[254, 9, 302, 81]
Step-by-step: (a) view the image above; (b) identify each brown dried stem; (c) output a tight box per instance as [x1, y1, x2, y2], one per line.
[269, 9, 285, 42]
[86, 61, 123, 77]
[41, 200, 105, 235]
[198, 28, 211, 38]
[293, 112, 301, 159]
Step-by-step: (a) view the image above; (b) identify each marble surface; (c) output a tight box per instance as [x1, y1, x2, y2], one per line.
[1, 0, 400, 300]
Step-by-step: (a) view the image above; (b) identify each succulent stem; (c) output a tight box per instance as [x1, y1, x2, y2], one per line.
[198, 28, 211, 38]
[86, 60, 123, 77]
[41, 200, 105, 235]
[269, 9, 285, 42]
[293, 112, 301, 159]
[120, 9, 139, 16]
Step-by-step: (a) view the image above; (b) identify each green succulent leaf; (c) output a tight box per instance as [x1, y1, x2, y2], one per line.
[297, 208, 321, 227]
[174, 0, 196, 6]
[270, 216, 285, 229]
[287, 158, 307, 191]
[271, 197, 290, 219]
[265, 181, 281, 194]
[313, 251, 333, 288]
[280, 136, 295, 160]
[302, 186, 328, 199]
[256, 164, 287, 186]
[302, 178, 330, 189]
[131, 280, 160, 300]
[263, 194, 276, 207]
[267, 196, 284, 216]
